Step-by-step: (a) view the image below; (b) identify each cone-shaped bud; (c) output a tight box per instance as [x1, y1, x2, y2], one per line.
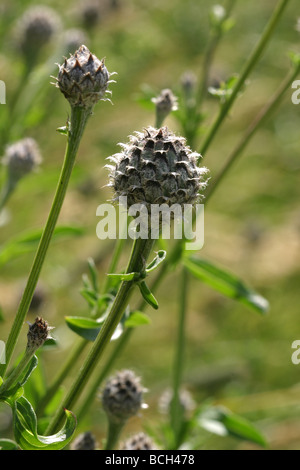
[56, 45, 115, 109]
[107, 127, 208, 211]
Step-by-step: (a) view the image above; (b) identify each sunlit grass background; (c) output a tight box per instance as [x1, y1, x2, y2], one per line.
[1, 0, 300, 449]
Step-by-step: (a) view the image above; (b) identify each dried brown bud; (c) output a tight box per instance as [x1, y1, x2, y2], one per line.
[55, 44, 115, 109]
[26, 317, 52, 354]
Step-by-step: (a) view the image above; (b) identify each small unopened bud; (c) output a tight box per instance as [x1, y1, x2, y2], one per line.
[26, 317, 53, 354]
[101, 370, 145, 424]
[16, 6, 61, 58]
[121, 433, 157, 450]
[70, 432, 97, 450]
[2, 138, 42, 187]
[55, 45, 115, 109]
[152, 89, 178, 126]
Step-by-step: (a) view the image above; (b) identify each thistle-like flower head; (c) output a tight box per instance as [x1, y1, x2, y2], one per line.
[2, 138, 42, 185]
[107, 127, 208, 211]
[101, 369, 145, 424]
[55, 45, 115, 109]
[121, 433, 157, 450]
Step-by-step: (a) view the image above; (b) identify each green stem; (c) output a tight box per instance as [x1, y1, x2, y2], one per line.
[76, 328, 132, 422]
[36, 338, 88, 417]
[0, 180, 15, 214]
[170, 267, 189, 448]
[46, 237, 155, 434]
[0, 349, 34, 395]
[36, 220, 128, 417]
[105, 420, 125, 450]
[205, 62, 300, 203]
[0, 106, 91, 378]
[199, 0, 291, 157]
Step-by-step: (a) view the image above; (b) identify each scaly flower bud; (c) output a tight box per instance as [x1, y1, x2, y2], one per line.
[26, 317, 53, 355]
[107, 127, 208, 211]
[70, 432, 97, 450]
[121, 433, 157, 450]
[55, 45, 115, 109]
[101, 370, 145, 424]
[2, 138, 42, 186]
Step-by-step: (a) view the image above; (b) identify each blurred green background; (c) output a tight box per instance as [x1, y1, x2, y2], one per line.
[1, 0, 300, 450]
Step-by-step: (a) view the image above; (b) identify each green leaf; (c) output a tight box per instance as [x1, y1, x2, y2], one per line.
[138, 281, 159, 310]
[65, 316, 103, 342]
[183, 256, 269, 314]
[0, 226, 85, 266]
[198, 406, 267, 448]
[65, 316, 123, 342]
[146, 250, 167, 273]
[56, 126, 69, 136]
[18, 355, 38, 388]
[87, 257, 99, 293]
[124, 311, 151, 328]
[11, 396, 76, 450]
[0, 439, 19, 450]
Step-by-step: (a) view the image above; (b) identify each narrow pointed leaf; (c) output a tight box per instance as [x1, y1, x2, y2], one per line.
[183, 256, 269, 314]
[124, 311, 151, 328]
[146, 250, 167, 273]
[138, 281, 159, 310]
[197, 406, 267, 447]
